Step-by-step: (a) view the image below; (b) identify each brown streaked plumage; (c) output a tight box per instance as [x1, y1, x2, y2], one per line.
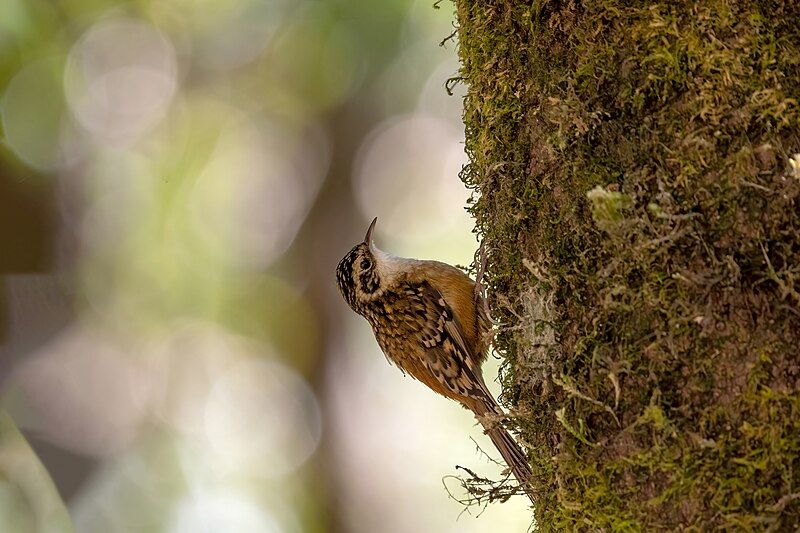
[335, 217, 534, 503]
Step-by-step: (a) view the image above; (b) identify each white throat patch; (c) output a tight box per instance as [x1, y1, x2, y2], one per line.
[370, 244, 419, 286]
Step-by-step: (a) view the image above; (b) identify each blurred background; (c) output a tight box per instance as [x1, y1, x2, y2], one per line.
[0, 1, 531, 531]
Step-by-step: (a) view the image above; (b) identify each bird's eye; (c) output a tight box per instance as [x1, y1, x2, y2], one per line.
[360, 258, 371, 270]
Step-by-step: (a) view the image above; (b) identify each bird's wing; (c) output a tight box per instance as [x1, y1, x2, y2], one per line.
[404, 281, 495, 403]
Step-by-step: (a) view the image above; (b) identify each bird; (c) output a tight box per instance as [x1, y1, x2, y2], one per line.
[335, 217, 534, 504]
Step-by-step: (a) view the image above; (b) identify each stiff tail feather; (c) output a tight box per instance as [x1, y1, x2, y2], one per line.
[476, 401, 536, 505]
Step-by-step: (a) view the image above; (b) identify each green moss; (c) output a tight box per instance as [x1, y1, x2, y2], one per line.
[455, 0, 800, 528]
[586, 186, 633, 231]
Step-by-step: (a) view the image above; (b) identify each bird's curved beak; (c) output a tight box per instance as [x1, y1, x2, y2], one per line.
[363, 217, 378, 245]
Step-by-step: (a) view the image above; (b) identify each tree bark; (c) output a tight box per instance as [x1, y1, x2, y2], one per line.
[455, 1, 800, 528]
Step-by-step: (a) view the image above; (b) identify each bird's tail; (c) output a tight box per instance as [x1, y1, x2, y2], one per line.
[475, 400, 535, 505]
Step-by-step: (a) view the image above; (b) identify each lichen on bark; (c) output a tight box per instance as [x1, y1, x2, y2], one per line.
[455, 0, 800, 528]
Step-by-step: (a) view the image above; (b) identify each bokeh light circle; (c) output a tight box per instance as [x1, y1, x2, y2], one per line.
[8, 325, 158, 456]
[353, 113, 474, 257]
[204, 355, 322, 479]
[182, 107, 328, 270]
[148, 323, 321, 479]
[64, 17, 178, 146]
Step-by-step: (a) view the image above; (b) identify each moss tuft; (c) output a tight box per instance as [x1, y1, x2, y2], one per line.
[586, 185, 632, 231]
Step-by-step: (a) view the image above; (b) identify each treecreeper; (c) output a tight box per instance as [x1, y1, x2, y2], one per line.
[335, 217, 535, 504]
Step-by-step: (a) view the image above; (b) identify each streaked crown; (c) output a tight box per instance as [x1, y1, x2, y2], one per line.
[335, 217, 381, 312]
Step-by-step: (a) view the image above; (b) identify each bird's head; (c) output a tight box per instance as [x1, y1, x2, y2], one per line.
[336, 217, 383, 312]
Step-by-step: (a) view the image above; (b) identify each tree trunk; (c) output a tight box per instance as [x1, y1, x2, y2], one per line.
[455, 1, 800, 528]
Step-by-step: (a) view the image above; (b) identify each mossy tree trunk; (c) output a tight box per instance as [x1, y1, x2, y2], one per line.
[455, 1, 800, 529]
